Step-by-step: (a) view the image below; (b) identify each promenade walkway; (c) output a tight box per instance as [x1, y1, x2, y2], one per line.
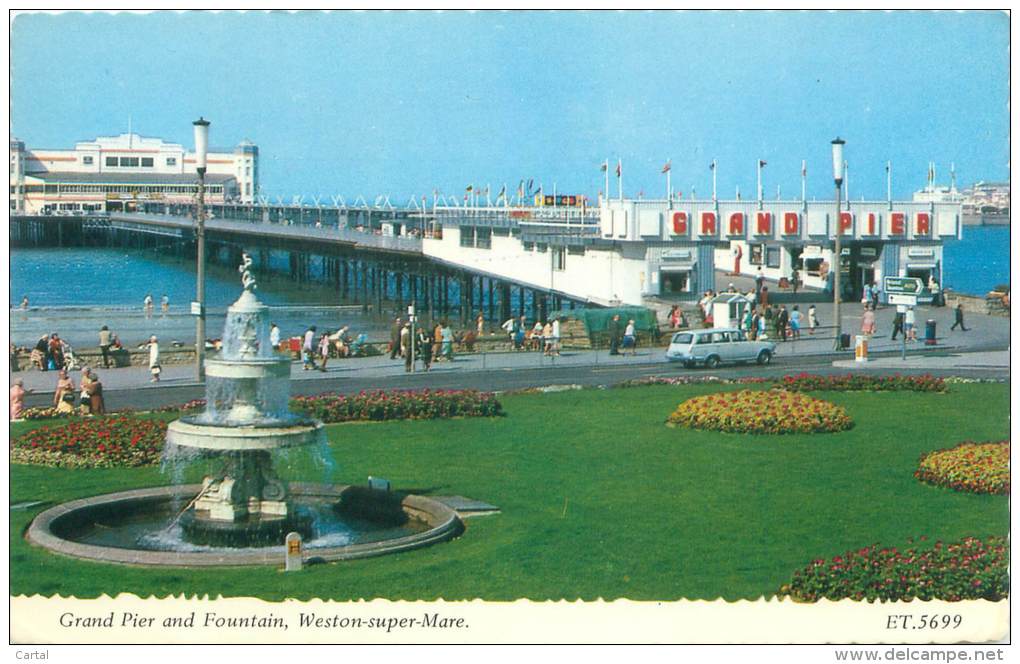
[12, 298, 1007, 396]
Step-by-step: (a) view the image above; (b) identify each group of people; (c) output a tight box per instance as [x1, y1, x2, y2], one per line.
[142, 293, 170, 318]
[27, 333, 81, 372]
[740, 303, 817, 341]
[389, 317, 456, 370]
[8, 365, 106, 420]
[607, 314, 638, 356]
[298, 323, 370, 372]
[501, 315, 563, 356]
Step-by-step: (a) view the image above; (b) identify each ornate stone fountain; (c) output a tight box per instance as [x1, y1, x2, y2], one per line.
[165, 251, 325, 544]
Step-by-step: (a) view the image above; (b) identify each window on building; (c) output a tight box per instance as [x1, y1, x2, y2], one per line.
[83, 156, 94, 165]
[119, 157, 139, 167]
[475, 227, 492, 249]
[166, 157, 177, 166]
[245, 183, 251, 195]
[141, 157, 154, 167]
[523, 241, 534, 252]
[245, 166, 251, 176]
[552, 247, 566, 271]
[106, 156, 118, 167]
[766, 246, 781, 268]
[536, 243, 548, 253]
[567, 245, 585, 256]
[459, 226, 476, 248]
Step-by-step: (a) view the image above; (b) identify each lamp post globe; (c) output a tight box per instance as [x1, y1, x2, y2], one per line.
[831, 137, 845, 350]
[193, 117, 211, 381]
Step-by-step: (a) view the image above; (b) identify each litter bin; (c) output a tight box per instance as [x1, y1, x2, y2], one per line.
[855, 335, 868, 362]
[925, 319, 937, 346]
[839, 333, 851, 350]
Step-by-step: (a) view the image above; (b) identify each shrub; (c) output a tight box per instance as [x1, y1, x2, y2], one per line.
[666, 389, 853, 435]
[778, 536, 1008, 602]
[915, 441, 1009, 495]
[290, 389, 503, 422]
[10, 416, 167, 468]
[779, 373, 946, 393]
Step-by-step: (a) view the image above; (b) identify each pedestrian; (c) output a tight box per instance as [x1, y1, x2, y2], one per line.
[862, 282, 873, 306]
[143, 293, 154, 318]
[501, 316, 516, 350]
[10, 343, 19, 373]
[757, 311, 767, 339]
[622, 319, 637, 355]
[476, 313, 485, 336]
[148, 335, 161, 382]
[441, 321, 454, 360]
[53, 369, 76, 414]
[99, 325, 113, 368]
[891, 309, 905, 340]
[871, 284, 880, 311]
[79, 367, 96, 414]
[755, 267, 764, 295]
[749, 310, 760, 341]
[551, 317, 561, 356]
[861, 304, 876, 336]
[432, 321, 443, 360]
[31, 335, 48, 371]
[742, 307, 754, 336]
[905, 306, 917, 342]
[789, 305, 802, 339]
[951, 303, 968, 331]
[160, 293, 169, 315]
[608, 314, 622, 355]
[928, 275, 943, 307]
[399, 322, 411, 359]
[542, 321, 554, 355]
[418, 326, 433, 371]
[776, 305, 789, 342]
[270, 322, 281, 350]
[403, 324, 414, 372]
[19, 296, 29, 310]
[303, 326, 317, 370]
[318, 331, 332, 372]
[86, 372, 105, 415]
[791, 266, 800, 294]
[808, 304, 819, 335]
[760, 286, 769, 309]
[389, 317, 402, 360]
[48, 334, 64, 371]
[10, 378, 28, 420]
[530, 321, 543, 352]
[669, 305, 681, 329]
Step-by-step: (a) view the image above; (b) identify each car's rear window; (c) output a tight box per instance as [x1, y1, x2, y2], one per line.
[672, 333, 694, 344]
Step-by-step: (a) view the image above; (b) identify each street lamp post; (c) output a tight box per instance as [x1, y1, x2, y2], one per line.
[193, 117, 210, 380]
[831, 137, 845, 350]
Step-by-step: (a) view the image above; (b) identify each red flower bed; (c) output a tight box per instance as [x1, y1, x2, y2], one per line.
[780, 373, 946, 393]
[666, 389, 853, 435]
[290, 389, 503, 422]
[10, 416, 167, 468]
[915, 441, 1009, 495]
[779, 536, 1008, 602]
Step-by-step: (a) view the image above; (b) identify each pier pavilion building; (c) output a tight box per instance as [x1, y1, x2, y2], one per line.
[9, 133, 258, 214]
[426, 195, 962, 307]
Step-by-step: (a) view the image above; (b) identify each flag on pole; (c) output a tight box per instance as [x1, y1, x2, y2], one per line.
[661, 160, 671, 174]
[466, 184, 473, 192]
[710, 161, 716, 170]
[802, 161, 807, 177]
[497, 184, 506, 200]
[600, 160, 608, 172]
[615, 160, 622, 178]
[759, 159, 767, 168]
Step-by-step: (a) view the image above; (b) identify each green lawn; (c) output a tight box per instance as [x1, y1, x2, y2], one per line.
[9, 383, 1009, 601]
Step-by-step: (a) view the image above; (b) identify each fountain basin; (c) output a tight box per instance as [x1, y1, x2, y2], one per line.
[166, 419, 325, 451]
[26, 483, 464, 567]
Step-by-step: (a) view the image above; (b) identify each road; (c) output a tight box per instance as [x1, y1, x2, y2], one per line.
[20, 349, 1007, 413]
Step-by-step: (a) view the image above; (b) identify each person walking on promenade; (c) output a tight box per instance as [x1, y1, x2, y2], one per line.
[432, 321, 443, 361]
[776, 305, 789, 342]
[862, 282, 873, 307]
[755, 267, 764, 296]
[160, 294, 170, 316]
[270, 322, 281, 351]
[440, 321, 454, 361]
[760, 286, 769, 310]
[389, 317, 402, 360]
[905, 306, 917, 342]
[530, 320, 544, 352]
[542, 321, 554, 355]
[99, 325, 113, 368]
[10, 378, 28, 420]
[861, 304, 876, 336]
[399, 322, 411, 359]
[143, 293, 154, 318]
[789, 305, 802, 340]
[31, 335, 48, 371]
[891, 309, 905, 340]
[148, 336, 161, 383]
[749, 309, 760, 341]
[303, 326, 317, 370]
[403, 324, 415, 373]
[669, 305, 681, 329]
[53, 369, 76, 414]
[48, 334, 64, 371]
[791, 266, 800, 294]
[318, 331, 332, 372]
[951, 304, 969, 332]
[417, 326, 433, 372]
[622, 319, 637, 356]
[476, 314, 485, 337]
[807, 304, 819, 335]
[550, 317, 561, 356]
[501, 316, 516, 350]
[608, 314, 622, 355]
[79, 367, 97, 414]
[742, 308, 754, 337]
[871, 284, 880, 311]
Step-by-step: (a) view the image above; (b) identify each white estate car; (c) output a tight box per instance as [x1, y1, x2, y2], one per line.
[665, 327, 777, 368]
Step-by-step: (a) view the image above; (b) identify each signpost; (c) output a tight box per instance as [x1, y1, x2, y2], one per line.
[884, 277, 923, 362]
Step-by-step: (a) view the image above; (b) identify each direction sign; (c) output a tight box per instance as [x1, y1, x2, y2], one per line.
[888, 293, 918, 306]
[884, 276, 924, 295]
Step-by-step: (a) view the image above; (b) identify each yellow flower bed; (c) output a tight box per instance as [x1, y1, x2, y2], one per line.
[915, 441, 1009, 495]
[666, 389, 853, 435]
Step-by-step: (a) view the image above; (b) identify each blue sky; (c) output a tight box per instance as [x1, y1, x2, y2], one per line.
[11, 10, 1009, 201]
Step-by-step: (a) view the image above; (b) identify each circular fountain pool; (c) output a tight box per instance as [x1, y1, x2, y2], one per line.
[27, 483, 463, 567]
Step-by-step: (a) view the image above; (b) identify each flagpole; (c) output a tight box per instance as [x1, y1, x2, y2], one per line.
[886, 161, 892, 208]
[843, 161, 849, 207]
[801, 160, 807, 204]
[711, 160, 717, 201]
[756, 160, 762, 207]
[618, 160, 623, 202]
[603, 159, 609, 204]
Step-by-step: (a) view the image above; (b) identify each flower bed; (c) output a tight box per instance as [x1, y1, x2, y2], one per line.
[778, 536, 1008, 602]
[290, 389, 503, 422]
[779, 373, 946, 393]
[666, 389, 853, 434]
[915, 441, 1009, 495]
[619, 375, 768, 388]
[10, 416, 167, 468]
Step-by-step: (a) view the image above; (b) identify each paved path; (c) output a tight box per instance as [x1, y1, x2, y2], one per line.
[833, 350, 1009, 371]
